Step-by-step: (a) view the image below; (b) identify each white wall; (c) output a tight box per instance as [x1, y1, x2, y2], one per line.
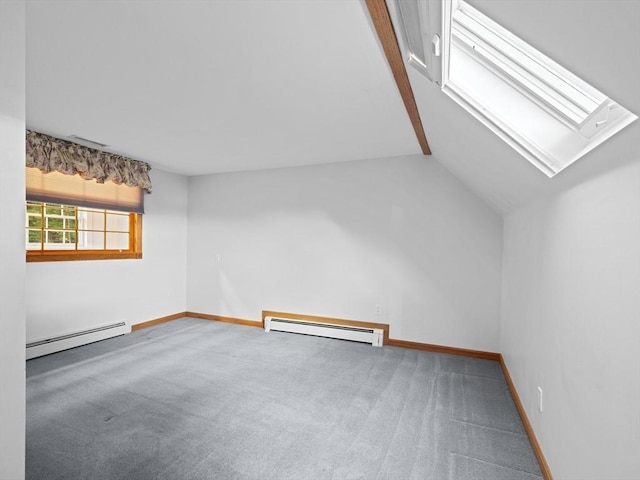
[0, 1, 26, 478]
[26, 168, 188, 343]
[501, 159, 640, 479]
[187, 155, 503, 351]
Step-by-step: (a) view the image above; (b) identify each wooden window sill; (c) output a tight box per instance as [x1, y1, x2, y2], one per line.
[26, 251, 143, 262]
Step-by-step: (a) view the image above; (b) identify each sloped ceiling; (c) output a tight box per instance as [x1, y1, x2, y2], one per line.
[25, 0, 639, 214]
[25, 0, 421, 175]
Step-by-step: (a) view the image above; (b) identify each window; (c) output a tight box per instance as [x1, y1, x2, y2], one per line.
[26, 201, 142, 262]
[450, 3, 608, 130]
[390, 0, 638, 177]
[24, 166, 144, 262]
[25, 131, 150, 262]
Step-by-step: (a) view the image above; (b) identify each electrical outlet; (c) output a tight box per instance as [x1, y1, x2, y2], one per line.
[537, 386, 543, 413]
[374, 304, 382, 315]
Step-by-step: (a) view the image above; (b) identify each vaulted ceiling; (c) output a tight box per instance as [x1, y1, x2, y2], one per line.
[26, 0, 639, 214]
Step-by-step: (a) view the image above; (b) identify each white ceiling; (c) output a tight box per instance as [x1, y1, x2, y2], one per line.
[26, 0, 639, 214]
[26, 0, 421, 175]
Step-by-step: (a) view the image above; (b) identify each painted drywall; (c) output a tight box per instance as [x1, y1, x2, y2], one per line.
[25, 168, 188, 344]
[501, 159, 640, 479]
[187, 155, 503, 352]
[0, 1, 26, 478]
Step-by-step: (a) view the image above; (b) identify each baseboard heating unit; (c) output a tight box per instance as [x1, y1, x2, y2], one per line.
[264, 316, 383, 347]
[26, 321, 130, 359]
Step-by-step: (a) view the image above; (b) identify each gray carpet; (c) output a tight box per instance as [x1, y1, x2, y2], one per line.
[26, 318, 542, 480]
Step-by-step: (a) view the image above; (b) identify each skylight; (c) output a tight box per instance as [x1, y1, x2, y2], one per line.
[391, 0, 638, 177]
[452, 3, 607, 128]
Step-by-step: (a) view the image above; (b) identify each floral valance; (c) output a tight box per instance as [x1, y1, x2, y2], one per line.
[26, 130, 152, 193]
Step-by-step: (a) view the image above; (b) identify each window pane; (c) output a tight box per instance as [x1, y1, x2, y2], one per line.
[64, 231, 76, 244]
[66, 218, 76, 229]
[106, 213, 129, 232]
[27, 230, 41, 245]
[63, 206, 76, 217]
[78, 231, 105, 250]
[45, 204, 62, 215]
[46, 230, 64, 243]
[28, 216, 42, 228]
[106, 232, 129, 250]
[81, 209, 105, 231]
[47, 217, 64, 229]
[26, 203, 41, 214]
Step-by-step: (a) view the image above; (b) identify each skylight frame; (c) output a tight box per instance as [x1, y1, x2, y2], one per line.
[451, 2, 608, 131]
[394, 0, 445, 85]
[388, 0, 638, 178]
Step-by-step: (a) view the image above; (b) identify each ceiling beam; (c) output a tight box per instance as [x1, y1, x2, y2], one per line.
[365, 0, 431, 155]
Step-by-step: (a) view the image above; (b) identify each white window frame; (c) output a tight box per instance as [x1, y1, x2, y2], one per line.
[389, 0, 638, 177]
[451, 2, 607, 131]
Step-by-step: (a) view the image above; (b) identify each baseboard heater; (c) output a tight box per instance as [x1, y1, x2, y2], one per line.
[26, 321, 130, 359]
[264, 316, 383, 347]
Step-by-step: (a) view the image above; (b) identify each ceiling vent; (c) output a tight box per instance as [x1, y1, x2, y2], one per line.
[67, 135, 109, 149]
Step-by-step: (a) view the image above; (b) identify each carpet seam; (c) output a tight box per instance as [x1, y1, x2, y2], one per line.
[448, 451, 543, 478]
[450, 417, 528, 436]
